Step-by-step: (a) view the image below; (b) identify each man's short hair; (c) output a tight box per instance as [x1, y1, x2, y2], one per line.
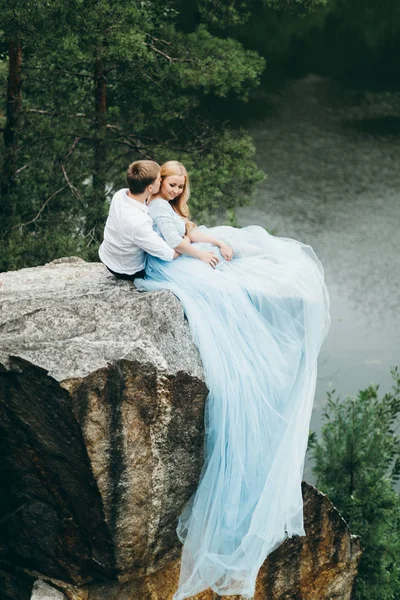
[126, 160, 160, 194]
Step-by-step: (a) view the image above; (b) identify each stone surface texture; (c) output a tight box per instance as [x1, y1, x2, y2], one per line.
[0, 258, 362, 600]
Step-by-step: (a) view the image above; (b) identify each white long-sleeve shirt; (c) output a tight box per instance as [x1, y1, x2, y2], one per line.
[98, 188, 175, 274]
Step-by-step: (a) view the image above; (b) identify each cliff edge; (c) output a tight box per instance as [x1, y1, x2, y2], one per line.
[0, 258, 361, 600]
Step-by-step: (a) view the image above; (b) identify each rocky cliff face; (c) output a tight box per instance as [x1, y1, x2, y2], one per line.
[0, 258, 362, 600]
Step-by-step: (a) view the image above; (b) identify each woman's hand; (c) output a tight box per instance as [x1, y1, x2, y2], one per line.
[183, 235, 191, 244]
[219, 243, 234, 261]
[198, 251, 219, 268]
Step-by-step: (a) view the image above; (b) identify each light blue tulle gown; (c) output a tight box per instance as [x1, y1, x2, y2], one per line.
[135, 199, 330, 600]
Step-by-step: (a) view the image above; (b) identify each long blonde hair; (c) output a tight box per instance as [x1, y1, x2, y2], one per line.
[160, 161, 196, 233]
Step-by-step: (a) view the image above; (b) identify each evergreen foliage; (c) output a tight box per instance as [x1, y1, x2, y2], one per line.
[308, 367, 400, 600]
[0, 0, 325, 272]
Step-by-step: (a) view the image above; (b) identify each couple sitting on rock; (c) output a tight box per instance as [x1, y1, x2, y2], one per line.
[98, 159, 330, 600]
[99, 159, 233, 281]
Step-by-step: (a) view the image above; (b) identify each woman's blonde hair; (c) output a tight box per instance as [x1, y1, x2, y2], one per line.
[160, 161, 196, 233]
[160, 160, 190, 216]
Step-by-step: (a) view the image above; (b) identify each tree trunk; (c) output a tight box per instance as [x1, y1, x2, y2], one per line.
[90, 57, 107, 239]
[1, 39, 22, 220]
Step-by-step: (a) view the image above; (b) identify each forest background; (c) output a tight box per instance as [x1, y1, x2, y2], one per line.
[1, 0, 399, 272]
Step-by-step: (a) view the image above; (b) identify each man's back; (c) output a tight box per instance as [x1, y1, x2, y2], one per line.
[99, 188, 174, 276]
[99, 188, 149, 274]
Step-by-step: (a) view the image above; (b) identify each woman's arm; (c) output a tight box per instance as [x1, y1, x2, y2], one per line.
[150, 200, 219, 268]
[188, 228, 234, 261]
[173, 239, 219, 268]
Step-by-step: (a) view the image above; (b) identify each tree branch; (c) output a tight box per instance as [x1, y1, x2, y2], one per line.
[15, 186, 67, 229]
[63, 137, 81, 161]
[143, 42, 174, 62]
[111, 138, 154, 159]
[83, 226, 97, 247]
[26, 109, 88, 118]
[22, 66, 94, 79]
[60, 163, 82, 199]
[16, 136, 61, 152]
[145, 34, 172, 46]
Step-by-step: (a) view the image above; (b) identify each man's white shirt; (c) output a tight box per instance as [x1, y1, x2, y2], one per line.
[99, 188, 175, 274]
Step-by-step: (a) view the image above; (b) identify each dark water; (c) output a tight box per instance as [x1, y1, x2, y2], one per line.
[236, 75, 400, 476]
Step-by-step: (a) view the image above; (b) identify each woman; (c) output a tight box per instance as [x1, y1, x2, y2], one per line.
[135, 161, 330, 599]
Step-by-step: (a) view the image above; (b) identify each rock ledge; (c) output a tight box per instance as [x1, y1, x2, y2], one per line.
[0, 259, 361, 600]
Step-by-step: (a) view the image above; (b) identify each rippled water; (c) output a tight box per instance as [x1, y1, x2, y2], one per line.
[237, 75, 400, 456]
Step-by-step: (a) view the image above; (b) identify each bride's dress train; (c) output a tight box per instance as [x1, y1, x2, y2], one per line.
[135, 225, 330, 599]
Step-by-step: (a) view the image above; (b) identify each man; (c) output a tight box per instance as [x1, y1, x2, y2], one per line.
[99, 160, 179, 281]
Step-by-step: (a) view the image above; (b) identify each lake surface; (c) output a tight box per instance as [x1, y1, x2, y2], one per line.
[236, 75, 400, 475]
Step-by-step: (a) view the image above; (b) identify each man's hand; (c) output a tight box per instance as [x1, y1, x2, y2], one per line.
[173, 251, 180, 259]
[183, 235, 191, 244]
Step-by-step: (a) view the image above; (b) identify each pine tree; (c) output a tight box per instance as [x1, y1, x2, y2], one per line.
[1, 0, 328, 270]
[308, 367, 400, 600]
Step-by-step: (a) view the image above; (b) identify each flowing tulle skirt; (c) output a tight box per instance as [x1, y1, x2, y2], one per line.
[135, 225, 330, 600]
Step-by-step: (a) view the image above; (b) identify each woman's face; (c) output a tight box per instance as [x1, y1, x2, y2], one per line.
[160, 175, 185, 201]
